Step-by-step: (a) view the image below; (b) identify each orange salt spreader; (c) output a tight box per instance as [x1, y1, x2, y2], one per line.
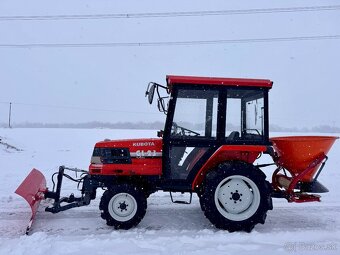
[270, 136, 338, 202]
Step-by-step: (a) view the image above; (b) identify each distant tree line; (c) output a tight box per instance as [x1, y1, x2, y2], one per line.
[0, 121, 165, 129]
[270, 124, 340, 133]
[1, 121, 340, 133]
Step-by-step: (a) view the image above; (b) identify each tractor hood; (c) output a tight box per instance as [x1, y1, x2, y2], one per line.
[94, 138, 163, 152]
[90, 138, 163, 176]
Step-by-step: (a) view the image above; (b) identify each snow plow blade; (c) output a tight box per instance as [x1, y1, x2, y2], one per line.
[15, 169, 47, 234]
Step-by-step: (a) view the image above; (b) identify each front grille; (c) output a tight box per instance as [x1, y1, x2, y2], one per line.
[92, 147, 131, 164]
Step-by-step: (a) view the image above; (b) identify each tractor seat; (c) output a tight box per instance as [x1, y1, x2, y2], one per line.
[227, 131, 240, 141]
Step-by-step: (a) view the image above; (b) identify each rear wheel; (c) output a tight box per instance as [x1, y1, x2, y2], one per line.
[200, 161, 272, 232]
[99, 184, 147, 230]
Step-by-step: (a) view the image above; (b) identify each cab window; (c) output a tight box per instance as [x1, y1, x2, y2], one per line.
[171, 89, 218, 139]
[226, 89, 265, 142]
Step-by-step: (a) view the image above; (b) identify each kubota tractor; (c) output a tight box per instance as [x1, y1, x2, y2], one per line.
[16, 75, 338, 233]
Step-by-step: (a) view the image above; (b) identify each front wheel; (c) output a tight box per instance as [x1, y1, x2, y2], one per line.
[99, 184, 147, 230]
[200, 162, 272, 232]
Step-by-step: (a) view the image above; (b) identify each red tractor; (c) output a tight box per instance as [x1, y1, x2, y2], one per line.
[16, 75, 338, 233]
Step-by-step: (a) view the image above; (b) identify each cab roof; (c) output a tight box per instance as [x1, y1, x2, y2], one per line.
[166, 75, 273, 89]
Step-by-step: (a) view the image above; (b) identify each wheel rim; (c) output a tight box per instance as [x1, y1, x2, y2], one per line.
[214, 175, 261, 221]
[108, 193, 137, 222]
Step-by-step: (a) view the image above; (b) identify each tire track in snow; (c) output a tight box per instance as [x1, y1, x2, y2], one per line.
[1, 194, 340, 237]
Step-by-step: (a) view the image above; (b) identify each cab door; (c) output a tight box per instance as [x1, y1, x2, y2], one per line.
[163, 87, 220, 183]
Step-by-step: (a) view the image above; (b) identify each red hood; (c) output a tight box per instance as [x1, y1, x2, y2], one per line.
[95, 138, 163, 152]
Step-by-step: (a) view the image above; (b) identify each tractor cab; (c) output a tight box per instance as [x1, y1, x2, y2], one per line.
[146, 75, 272, 189]
[146, 75, 271, 143]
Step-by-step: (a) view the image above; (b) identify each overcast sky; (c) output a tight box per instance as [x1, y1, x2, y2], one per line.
[0, 0, 339, 128]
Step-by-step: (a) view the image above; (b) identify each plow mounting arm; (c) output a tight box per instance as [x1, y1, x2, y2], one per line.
[15, 166, 100, 234]
[45, 166, 98, 213]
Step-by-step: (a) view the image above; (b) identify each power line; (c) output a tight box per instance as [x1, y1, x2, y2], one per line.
[0, 35, 339, 48]
[0, 5, 339, 21]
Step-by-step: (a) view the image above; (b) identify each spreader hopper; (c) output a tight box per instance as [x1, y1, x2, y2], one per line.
[271, 136, 338, 202]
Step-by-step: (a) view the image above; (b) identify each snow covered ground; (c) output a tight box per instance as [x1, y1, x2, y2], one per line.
[0, 128, 339, 255]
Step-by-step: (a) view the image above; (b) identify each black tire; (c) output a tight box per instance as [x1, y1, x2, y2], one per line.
[200, 161, 273, 232]
[196, 190, 207, 212]
[99, 184, 147, 230]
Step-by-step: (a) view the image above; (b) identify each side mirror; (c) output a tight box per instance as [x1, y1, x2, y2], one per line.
[157, 97, 166, 112]
[145, 83, 156, 104]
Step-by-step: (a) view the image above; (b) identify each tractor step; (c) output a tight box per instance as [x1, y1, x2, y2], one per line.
[169, 192, 192, 204]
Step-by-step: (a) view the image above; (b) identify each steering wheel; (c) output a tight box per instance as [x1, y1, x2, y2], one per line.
[171, 122, 200, 137]
[244, 129, 261, 136]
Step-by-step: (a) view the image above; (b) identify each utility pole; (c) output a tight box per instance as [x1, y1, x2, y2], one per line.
[8, 102, 12, 128]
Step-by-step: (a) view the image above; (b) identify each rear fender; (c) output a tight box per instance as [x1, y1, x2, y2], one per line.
[192, 145, 267, 190]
